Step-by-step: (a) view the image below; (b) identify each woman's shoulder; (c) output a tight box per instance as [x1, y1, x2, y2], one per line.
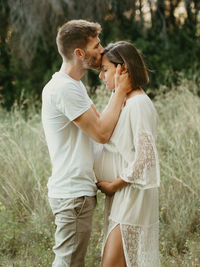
[125, 93, 158, 124]
[127, 93, 150, 102]
[126, 93, 155, 111]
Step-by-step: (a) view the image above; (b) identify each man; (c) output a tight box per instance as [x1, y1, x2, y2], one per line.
[42, 19, 131, 267]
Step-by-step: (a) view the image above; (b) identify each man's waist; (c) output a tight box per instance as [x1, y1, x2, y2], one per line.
[47, 187, 97, 199]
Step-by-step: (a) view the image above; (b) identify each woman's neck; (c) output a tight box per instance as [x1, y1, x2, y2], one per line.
[126, 88, 145, 99]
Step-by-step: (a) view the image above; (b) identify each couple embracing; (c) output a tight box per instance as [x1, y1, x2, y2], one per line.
[42, 19, 160, 267]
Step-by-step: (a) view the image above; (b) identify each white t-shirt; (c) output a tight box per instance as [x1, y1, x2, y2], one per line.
[42, 71, 97, 198]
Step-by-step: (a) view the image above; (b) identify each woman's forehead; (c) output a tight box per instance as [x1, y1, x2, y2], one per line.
[101, 55, 112, 66]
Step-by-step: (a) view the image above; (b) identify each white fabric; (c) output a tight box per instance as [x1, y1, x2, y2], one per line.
[42, 71, 97, 198]
[94, 94, 160, 267]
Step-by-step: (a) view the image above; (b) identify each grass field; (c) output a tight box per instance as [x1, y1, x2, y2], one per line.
[0, 78, 200, 266]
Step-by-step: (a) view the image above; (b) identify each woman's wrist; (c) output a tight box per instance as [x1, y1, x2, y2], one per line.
[114, 88, 127, 98]
[112, 177, 129, 192]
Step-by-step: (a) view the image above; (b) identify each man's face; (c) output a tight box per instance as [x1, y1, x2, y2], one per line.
[83, 36, 104, 70]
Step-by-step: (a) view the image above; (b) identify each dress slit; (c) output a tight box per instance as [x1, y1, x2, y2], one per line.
[102, 221, 129, 266]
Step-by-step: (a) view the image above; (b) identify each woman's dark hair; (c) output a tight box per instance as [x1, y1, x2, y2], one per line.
[103, 41, 149, 89]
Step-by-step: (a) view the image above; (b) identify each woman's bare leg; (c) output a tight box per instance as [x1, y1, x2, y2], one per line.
[101, 224, 126, 267]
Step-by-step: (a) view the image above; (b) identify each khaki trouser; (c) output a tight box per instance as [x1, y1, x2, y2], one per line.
[49, 196, 97, 267]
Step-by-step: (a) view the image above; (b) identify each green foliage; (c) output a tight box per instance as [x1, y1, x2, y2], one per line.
[131, 26, 200, 91]
[1, 0, 200, 109]
[0, 1, 15, 108]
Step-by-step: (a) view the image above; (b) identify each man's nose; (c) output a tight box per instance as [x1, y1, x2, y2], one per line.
[99, 71, 103, 79]
[99, 44, 104, 54]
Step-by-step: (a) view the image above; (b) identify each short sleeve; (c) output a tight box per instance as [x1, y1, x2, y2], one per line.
[80, 81, 93, 106]
[54, 82, 92, 121]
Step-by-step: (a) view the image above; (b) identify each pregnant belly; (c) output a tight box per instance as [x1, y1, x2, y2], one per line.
[94, 148, 117, 182]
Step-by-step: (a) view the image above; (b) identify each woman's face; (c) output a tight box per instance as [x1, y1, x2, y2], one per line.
[99, 55, 116, 90]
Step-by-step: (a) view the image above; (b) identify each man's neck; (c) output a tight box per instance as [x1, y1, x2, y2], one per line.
[60, 61, 86, 81]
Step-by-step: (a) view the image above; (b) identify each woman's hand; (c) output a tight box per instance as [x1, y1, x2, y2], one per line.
[96, 177, 129, 196]
[96, 181, 116, 196]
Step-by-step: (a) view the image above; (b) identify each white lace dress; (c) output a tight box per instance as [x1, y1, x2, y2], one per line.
[94, 94, 160, 267]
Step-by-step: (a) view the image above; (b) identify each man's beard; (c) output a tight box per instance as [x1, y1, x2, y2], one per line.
[82, 52, 101, 70]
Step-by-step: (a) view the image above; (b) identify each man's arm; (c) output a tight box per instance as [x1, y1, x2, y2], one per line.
[91, 104, 100, 118]
[73, 65, 131, 143]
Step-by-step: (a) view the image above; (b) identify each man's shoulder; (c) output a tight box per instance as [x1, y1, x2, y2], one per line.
[43, 72, 81, 97]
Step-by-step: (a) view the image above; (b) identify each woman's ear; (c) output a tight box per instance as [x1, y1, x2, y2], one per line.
[74, 48, 85, 60]
[121, 63, 128, 74]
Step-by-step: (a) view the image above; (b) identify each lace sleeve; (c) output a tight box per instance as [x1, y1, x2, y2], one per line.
[120, 131, 158, 186]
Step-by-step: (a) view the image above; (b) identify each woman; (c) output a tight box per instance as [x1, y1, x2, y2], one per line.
[94, 41, 160, 267]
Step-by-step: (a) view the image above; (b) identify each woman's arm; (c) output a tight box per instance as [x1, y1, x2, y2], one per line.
[97, 177, 129, 196]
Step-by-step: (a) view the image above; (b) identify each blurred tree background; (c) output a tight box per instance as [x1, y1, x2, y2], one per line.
[0, 0, 200, 109]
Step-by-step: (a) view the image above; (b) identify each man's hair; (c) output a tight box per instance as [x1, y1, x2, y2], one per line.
[103, 41, 149, 89]
[56, 20, 102, 60]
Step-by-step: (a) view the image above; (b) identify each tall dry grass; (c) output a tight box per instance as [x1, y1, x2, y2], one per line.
[0, 77, 200, 266]
[0, 103, 54, 266]
[154, 79, 200, 266]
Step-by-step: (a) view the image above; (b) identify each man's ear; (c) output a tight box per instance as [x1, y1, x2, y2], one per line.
[74, 48, 85, 60]
[121, 63, 128, 74]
